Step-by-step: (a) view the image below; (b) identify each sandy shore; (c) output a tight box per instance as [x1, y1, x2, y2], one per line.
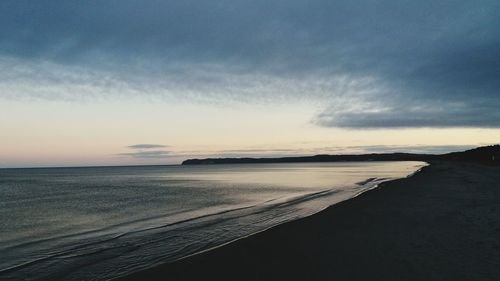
[117, 161, 500, 281]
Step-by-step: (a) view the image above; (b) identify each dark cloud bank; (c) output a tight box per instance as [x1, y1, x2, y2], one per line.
[1, 0, 499, 128]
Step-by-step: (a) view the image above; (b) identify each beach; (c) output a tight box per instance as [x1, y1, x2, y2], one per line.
[117, 161, 500, 281]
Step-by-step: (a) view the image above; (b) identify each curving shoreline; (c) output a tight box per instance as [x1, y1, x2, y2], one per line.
[116, 161, 500, 281]
[0, 162, 424, 281]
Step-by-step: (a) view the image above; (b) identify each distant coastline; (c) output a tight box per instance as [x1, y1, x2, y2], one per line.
[182, 145, 500, 165]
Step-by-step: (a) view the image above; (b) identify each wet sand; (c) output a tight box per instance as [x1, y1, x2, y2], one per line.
[117, 161, 500, 281]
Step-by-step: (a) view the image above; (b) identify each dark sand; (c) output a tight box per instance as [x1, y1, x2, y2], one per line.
[117, 161, 500, 281]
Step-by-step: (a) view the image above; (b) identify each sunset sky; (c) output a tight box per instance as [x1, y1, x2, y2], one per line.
[1, 0, 500, 167]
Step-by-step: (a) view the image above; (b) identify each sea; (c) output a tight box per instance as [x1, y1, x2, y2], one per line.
[0, 161, 426, 281]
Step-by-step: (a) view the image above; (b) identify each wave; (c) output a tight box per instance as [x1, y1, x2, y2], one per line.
[0, 187, 350, 281]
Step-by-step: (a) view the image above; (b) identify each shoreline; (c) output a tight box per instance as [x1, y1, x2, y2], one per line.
[116, 161, 500, 281]
[127, 161, 428, 271]
[114, 163, 429, 281]
[0, 161, 425, 281]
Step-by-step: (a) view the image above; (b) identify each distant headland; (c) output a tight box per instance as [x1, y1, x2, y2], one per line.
[182, 145, 500, 165]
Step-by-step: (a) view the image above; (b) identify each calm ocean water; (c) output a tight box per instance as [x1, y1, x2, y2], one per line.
[0, 161, 425, 281]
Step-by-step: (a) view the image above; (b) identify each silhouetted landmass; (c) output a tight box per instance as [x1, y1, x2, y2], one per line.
[182, 145, 500, 165]
[439, 144, 500, 162]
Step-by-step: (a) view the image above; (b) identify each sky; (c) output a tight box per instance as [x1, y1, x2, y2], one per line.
[1, 0, 500, 167]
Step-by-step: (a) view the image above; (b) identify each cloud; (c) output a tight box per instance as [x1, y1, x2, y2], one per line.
[128, 144, 168, 149]
[119, 144, 170, 159]
[342, 145, 478, 155]
[224, 144, 479, 155]
[1, 0, 500, 128]
[119, 150, 171, 159]
[315, 99, 500, 128]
